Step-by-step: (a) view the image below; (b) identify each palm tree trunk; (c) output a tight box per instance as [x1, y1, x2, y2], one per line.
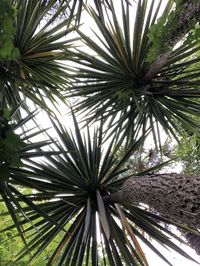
[105, 173, 200, 229]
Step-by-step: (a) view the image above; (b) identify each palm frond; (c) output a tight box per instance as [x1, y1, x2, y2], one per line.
[65, 0, 135, 25]
[0, 106, 62, 252]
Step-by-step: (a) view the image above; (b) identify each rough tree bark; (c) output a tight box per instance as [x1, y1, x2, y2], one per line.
[105, 174, 200, 229]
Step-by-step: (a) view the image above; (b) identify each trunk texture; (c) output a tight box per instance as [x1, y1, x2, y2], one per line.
[107, 174, 200, 229]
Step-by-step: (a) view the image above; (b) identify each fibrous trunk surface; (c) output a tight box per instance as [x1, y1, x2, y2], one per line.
[122, 174, 200, 229]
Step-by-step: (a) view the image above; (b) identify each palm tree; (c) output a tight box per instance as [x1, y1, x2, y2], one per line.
[5, 115, 197, 265]
[1, 0, 200, 265]
[68, 0, 200, 146]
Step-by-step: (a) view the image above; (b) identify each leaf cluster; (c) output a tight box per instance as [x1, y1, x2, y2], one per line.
[0, 0, 77, 111]
[69, 0, 200, 148]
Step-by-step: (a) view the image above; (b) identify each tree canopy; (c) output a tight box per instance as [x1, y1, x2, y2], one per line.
[0, 0, 200, 265]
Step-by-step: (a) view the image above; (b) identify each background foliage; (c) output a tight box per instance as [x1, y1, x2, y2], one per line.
[0, 0, 20, 60]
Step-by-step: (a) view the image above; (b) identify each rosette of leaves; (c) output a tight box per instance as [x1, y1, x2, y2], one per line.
[0, 0, 77, 111]
[3, 114, 197, 266]
[68, 0, 200, 147]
